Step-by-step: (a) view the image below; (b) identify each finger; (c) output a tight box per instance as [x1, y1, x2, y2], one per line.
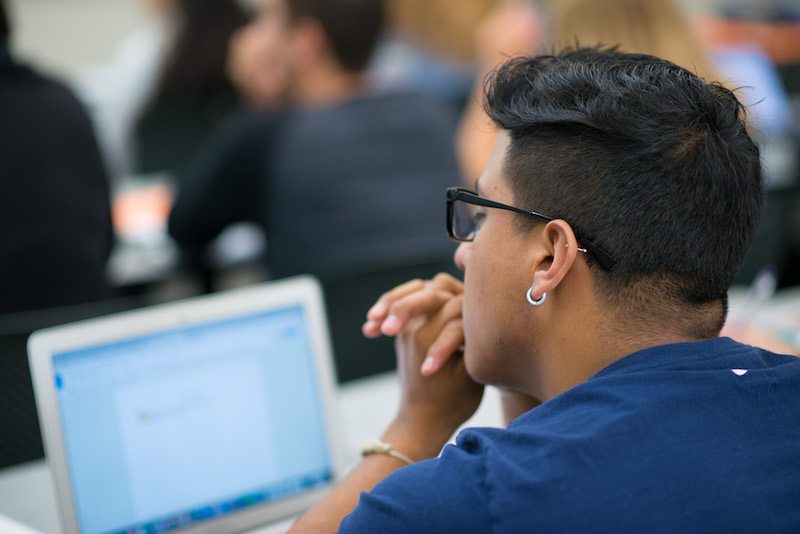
[421, 318, 465, 376]
[366, 279, 427, 322]
[363, 279, 428, 338]
[416, 295, 464, 374]
[379, 274, 463, 335]
[428, 272, 464, 294]
[380, 288, 460, 337]
[363, 274, 464, 339]
[365, 286, 456, 339]
[366, 273, 463, 322]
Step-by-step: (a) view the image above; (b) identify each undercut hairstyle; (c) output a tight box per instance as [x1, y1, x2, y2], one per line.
[287, 0, 384, 72]
[0, 0, 10, 40]
[484, 47, 763, 335]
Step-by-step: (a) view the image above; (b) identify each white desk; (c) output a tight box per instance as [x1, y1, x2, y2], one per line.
[0, 372, 504, 534]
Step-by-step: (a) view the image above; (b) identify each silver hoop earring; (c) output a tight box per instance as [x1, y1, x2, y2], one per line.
[526, 287, 546, 306]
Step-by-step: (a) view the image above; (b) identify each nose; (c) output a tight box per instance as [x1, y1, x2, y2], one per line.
[454, 242, 471, 272]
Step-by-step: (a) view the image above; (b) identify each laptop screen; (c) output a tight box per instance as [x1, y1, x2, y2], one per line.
[50, 305, 333, 534]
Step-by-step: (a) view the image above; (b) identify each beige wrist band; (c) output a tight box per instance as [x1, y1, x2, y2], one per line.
[360, 438, 415, 465]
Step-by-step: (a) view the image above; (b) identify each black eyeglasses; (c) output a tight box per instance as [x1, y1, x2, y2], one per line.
[446, 187, 617, 270]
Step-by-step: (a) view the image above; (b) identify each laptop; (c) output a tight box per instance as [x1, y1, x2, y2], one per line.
[28, 275, 345, 534]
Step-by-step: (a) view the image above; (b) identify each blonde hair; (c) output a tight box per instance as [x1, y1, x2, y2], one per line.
[551, 0, 715, 81]
[387, 0, 501, 61]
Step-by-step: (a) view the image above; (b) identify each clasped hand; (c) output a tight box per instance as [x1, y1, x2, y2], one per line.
[362, 273, 484, 460]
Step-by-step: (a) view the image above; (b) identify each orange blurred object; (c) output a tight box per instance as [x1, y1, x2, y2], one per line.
[112, 183, 174, 239]
[693, 14, 800, 65]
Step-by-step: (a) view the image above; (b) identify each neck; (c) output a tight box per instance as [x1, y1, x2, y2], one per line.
[292, 64, 364, 108]
[535, 324, 706, 401]
[523, 263, 712, 402]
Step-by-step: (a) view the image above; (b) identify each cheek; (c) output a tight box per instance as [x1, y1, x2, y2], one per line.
[263, 32, 285, 59]
[461, 244, 533, 385]
[462, 265, 520, 378]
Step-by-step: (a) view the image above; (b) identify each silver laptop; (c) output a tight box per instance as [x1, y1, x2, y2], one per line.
[28, 276, 344, 534]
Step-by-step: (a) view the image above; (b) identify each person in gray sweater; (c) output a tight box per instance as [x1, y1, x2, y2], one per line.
[168, 0, 462, 381]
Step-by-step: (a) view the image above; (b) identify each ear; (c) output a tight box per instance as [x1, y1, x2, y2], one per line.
[529, 220, 580, 300]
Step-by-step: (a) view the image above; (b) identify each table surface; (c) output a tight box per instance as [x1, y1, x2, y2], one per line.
[0, 371, 504, 534]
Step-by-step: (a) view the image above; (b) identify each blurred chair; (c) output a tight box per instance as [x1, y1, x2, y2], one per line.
[322, 256, 460, 383]
[735, 130, 800, 287]
[0, 330, 41, 469]
[736, 183, 800, 286]
[0, 297, 146, 470]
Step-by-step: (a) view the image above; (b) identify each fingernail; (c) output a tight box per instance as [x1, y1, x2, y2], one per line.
[381, 315, 400, 334]
[421, 356, 436, 375]
[367, 300, 386, 318]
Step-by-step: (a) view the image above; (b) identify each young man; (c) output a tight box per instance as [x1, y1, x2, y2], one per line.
[287, 48, 800, 532]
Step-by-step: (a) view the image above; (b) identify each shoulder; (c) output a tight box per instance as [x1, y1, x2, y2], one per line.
[1, 63, 78, 103]
[1, 66, 99, 134]
[489, 338, 800, 529]
[341, 340, 800, 532]
[338, 431, 499, 533]
[334, 90, 458, 129]
[197, 107, 283, 158]
[217, 107, 283, 137]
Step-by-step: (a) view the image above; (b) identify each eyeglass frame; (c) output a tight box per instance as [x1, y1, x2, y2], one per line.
[446, 187, 617, 270]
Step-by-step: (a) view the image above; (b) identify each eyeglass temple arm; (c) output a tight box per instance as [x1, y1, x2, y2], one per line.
[449, 188, 617, 270]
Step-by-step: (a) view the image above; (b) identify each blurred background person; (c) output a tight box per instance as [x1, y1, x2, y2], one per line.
[456, 0, 800, 354]
[551, 0, 716, 76]
[169, 0, 463, 382]
[74, 0, 249, 182]
[457, 0, 721, 182]
[135, 0, 250, 178]
[368, 0, 499, 115]
[0, 0, 113, 314]
[691, 1, 800, 295]
[455, 0, 547, 181]
[225, 9, 290, 111]
[228, 0, 499, 116]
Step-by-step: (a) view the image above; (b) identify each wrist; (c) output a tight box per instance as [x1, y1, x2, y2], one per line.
[379, 417, 455, 462]
[361, 438, 415, 465]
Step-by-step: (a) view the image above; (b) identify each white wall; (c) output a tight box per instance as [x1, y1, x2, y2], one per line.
[4, 0, 780, 82]
[5, 0, 148, 78]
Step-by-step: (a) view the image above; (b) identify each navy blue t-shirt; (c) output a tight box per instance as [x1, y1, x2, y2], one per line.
[338, 338, 800, 533]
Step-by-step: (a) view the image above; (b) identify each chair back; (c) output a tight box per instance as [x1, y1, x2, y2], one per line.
[0, 297, 145, 469]
[322, 258, 460, 383]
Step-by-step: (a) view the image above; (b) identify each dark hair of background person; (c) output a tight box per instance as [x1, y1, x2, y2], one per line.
[136, 0, 249, 176]
[484, 47, 763, 334]
[287, 0, 384, 72]
[0, 0, 10, 40]
[153, 0, 249, 101]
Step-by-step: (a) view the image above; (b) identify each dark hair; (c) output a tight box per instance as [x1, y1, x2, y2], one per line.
[154, 0, 249, 99]
[287, 0, 384, 72]
[0, 0, 10, 40]
[484, 47, 762, 331]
